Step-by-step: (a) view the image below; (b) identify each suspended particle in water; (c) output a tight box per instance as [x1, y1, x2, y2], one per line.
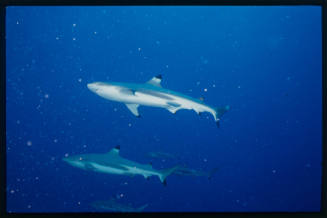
[78, 78, 82, 83]
[44, 94, 49, 99]
[72, 23, 76, 27]
[128, 123, 132, 127]
[64, 153, 69, 157]
[204, 88, 208, 92]
[54, 139, 58, 143]
[27, 141, 32, 146]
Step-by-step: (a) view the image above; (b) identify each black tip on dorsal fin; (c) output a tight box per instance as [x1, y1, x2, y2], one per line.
[155, 74, 162, 79]
[115, 145, 120, 150]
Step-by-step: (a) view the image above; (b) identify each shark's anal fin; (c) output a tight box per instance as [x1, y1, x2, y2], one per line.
[167, 107, 179, 114]
[166, 102, 181, 114]
[125, 104, 140, 117]
[146, 75, 162, 87]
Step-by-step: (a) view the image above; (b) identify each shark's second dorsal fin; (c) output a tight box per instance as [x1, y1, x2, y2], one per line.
[146, 75, 162, 87]
[108, 145, 120, 156]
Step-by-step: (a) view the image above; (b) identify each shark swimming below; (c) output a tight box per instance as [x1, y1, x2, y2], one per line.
[91, 198, 148, 212]
[62, 146, 179, 185]
[87, 75, 230, 127]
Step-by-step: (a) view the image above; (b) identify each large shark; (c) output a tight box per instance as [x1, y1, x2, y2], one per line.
[62, 146, 179, 185]
[87, 75, 230, 127]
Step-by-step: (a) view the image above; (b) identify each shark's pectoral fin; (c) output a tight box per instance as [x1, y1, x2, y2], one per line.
[125, 104, 140, 117]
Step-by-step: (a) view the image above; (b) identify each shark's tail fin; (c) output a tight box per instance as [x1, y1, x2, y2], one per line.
[158, 165, 180, 186]
[207, 167, 219, 180]
[137, 204, 149, 212]
[214, 105, 230, 128]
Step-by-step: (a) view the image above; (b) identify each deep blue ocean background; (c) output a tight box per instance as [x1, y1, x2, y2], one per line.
[5, 6, 322, 212]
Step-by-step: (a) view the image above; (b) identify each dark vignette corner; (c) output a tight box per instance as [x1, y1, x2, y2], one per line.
[0, 2, 6, 217]
[321, 0, 327, 217]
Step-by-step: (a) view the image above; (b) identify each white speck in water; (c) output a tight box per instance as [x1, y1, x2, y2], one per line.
[16, 120, 20, 124]
[64, 153, 69, 157]
[94, 31, 97, 35]
[35, 177, 39, 180]
[27, 141, 32, 146]
[83, 145, 87, 148]
[51, 157, 55, 161]
[10, 190, 15, 194]
[78, 78, 82, 82]
[203, 158, 208, 162]
[16, 21, 19, 24]
[72, 37, 76, 41]
[113, 108, 118, 112]
[120, 193, 124, 198]
[27, 205, 32, 209]
[237, 85, 241, 89]
[138, 47, 141, 51]
[77, 202, 81, 205]
[128, 123, 132, 127]
[55, 36, 60, 40]
[204, 88, 208, 92]
[212, 84, 216, 88]
[272, 169, 277, 174]
[196, 81, 200, 86]
[72, 23, 76, 27]
[166, 65, 169, 68]
[44, 94, 49, 99]
[54, 139, 58, 143]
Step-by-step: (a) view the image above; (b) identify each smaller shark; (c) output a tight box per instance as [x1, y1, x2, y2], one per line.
[62, 146, 179, 185]
[173, 166, 219, 179]
[147, 151, 178, 160]
[91, 198, 148, 212]
[87, 75, 230, 127]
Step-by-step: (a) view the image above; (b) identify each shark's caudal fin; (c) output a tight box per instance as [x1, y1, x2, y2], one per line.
[158, 165, 180, 186]
[214, 105, 230, 128]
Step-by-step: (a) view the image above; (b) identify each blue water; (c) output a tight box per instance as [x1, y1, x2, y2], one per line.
[6, 6, 322, 212]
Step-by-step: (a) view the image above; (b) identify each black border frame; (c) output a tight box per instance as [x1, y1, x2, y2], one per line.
[0, 0, 326, 217]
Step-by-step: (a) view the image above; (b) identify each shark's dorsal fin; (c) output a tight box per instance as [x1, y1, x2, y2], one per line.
[125, 104, 140, 117]
[146, 75, 162, 87]
[108, 145, 120, 156]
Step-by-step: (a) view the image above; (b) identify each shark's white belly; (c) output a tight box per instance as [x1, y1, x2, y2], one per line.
[91, 163, 127, 175]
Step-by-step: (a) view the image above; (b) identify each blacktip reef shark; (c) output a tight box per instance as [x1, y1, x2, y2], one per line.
[87, 75, 230, 127]
[62, 145, 179, 185]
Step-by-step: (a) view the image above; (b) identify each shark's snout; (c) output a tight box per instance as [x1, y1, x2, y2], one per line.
[87, 83, 99, 93]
